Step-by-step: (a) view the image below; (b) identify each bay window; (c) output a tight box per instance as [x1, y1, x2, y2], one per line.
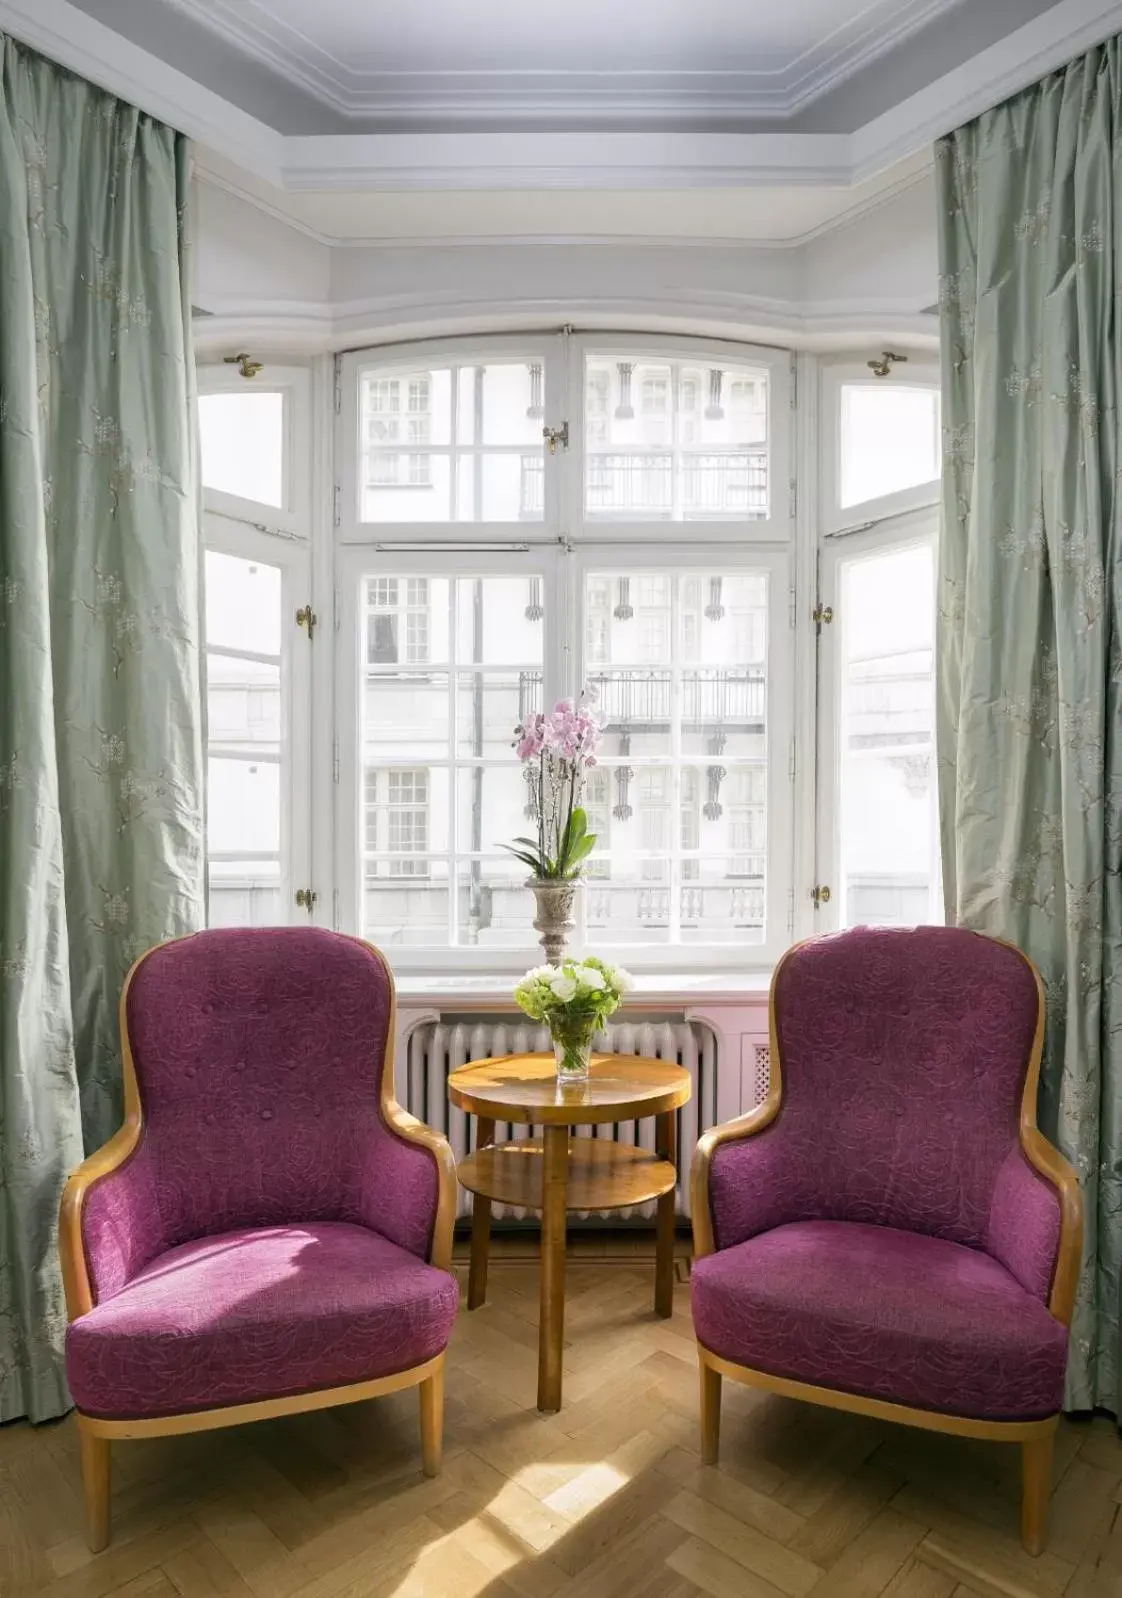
[198, 331, 940, 972]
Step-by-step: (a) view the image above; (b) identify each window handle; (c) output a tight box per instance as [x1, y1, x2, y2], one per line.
[543, 422, 569, 455]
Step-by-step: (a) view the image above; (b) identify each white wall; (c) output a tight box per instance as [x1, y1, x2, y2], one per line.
[194, 180, 331, 317]
[192, 173, 939, 354]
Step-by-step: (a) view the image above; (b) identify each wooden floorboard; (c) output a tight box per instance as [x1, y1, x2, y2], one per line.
[2, 1238, 1120, 1598]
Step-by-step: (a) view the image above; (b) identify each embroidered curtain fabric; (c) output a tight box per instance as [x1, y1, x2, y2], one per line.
[937, 39, 1122, 1414]
[0, 35, 204, 1421]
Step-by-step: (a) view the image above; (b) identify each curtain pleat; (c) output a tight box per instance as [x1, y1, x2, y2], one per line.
[937, 39, 1122, 1414]
[0, 34, 204, 1422]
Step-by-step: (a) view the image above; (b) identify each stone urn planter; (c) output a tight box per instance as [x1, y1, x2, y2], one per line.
[527, 877, 578, 965]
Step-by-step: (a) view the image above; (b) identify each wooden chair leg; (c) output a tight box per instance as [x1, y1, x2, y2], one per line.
[419, 1361, 445, 1478]
[699, 1353, 721, 1465]
[1021, 1427, 1055, 1556]
[78, 1421, 111, 1552]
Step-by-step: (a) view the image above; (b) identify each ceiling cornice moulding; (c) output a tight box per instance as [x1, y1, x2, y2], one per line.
[0, 0, 283, 181]
[161, 0, 957, 122]
[2, 0, 1120, 191]
[193, 155, 934, 250]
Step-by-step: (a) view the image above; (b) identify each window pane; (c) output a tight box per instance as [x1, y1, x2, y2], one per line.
[365, 576, 450, 666]
[583, 568, 770, 947]
[207, 758, 280, 854]
[585, 873, 672, 945]
[199, 391, 285, 507]
[207, 859, 281, 928]
[358, 573, 544, 946]
[455, 576, 545, 665]
[456, 363, 544, 446]
[364, 861, 450, 947]
[205, 552, 282, 655]
[455, 673, 532, 757]
[207, 657, 280, 755]
[455, 858, 538, 947]
[585, 355, 768, 521]
[457, 766, 526, 852]
[204, 549, 286, 929]
[840, 385, 941, 508]
[837, 541, 939, 927]
[359, 359, 545, 523]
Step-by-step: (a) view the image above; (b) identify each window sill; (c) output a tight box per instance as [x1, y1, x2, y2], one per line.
[395, 969, 773, 1005]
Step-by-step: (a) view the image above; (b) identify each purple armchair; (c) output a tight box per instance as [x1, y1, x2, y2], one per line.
[59, 928, 458, 1551]
[690, 927, 1082, 1556]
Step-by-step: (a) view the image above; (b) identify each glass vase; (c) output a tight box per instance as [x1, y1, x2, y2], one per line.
[551, 1031, 593, 1082]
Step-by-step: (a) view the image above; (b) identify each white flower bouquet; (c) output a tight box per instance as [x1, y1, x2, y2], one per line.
[513, 957, 633, 1080]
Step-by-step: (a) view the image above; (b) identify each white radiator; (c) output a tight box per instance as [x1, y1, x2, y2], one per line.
[402, 1015, 721, 1223]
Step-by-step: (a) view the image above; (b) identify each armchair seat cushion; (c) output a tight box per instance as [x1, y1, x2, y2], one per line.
[67, 1221, 459, 1420]
[691, 1220, 1068, 1422]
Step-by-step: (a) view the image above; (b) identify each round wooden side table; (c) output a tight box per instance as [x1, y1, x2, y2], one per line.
[448, 1052, 692, 1413]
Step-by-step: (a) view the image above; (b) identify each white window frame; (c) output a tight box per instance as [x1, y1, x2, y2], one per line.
[334, 543, 567, 962]
[568, 333, 793, 545]
[815, 507, 940, 934]
[197, 362, 312, 535]
[198, 362, 314, 926]
[336, 334, 566, 544]
[819, 357, 940, 535]
[572, 541, 794, 971]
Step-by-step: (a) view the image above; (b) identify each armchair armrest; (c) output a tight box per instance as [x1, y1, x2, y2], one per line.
[691, 1090, 785, 1258]
[356, 1097, 458, 1272]
[987, 1132, 1082, 1323]
[59, 1115, 165, 1318]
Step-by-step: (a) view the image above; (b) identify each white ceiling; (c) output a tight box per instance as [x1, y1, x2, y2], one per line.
[61, 0, 1063, 130]
[158, 0, 962, 119]
[6, 0, 1121, 197]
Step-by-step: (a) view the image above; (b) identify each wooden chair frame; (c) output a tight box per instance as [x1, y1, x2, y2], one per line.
[59, 935, 458, 1553]
[690, 935, 1084, 1557]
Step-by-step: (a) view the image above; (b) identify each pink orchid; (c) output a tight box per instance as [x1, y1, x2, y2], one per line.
[505, 691, 605, 878]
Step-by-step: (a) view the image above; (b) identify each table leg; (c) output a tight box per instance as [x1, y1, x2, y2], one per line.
[467, 1117, 495, 1310]
[538, 1123, 569, 1412]
[655, 1108, 677, 1318]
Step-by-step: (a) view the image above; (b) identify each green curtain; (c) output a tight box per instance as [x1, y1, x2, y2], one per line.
[937, 40, 1122, 1414]
[0, 36, 204, 1422]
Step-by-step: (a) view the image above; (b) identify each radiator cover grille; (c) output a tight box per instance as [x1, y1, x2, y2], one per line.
[403, 1015, 719, 1222]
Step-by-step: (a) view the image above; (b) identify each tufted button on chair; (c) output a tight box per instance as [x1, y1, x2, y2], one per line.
[59, 928, 458, 1551]
[690, 927, 1083, 1555]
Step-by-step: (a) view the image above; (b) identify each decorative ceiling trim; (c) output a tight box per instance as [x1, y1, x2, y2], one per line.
[193, 153, 933, 249]
[277, 131, 852, 191]
[2, 0, 1118, 191]
[191, 296, 940, 358]
[0, 0, 283, 180]
[852, 0, 1122, 178]
[160, 0, 959, 122]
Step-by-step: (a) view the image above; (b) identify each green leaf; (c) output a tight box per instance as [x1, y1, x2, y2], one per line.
[499, 843, 544, 872]
[562, 835, 597, 875]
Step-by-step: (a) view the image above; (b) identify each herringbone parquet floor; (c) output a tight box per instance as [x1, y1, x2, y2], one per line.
[2, 1237, 1120, 1598]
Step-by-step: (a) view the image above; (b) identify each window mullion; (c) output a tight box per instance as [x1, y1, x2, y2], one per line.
[669, 575, 683, 945]
[447, 578, 459, 948]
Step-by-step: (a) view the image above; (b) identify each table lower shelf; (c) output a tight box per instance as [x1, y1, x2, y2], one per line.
[456, 1137, 677, 1211]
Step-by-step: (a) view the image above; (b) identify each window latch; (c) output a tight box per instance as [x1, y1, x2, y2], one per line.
[543, 422, 569, 455]
[296, 604, 317, 640]
[295, 888, 317, 914]
[812, 602, 833, 629]
[811, 885, 832, 908]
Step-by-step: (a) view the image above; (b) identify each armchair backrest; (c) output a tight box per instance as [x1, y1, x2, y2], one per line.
[770, 926, 1042, 1246]
[118, 927, 397, 1244]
